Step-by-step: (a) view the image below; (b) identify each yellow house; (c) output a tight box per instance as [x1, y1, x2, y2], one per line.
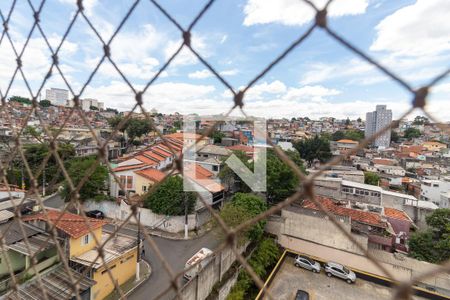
[71, 232, 138, 300]
[134, 168, 167, 195]
[422, 141, 447, 152]
[23, 210, 138, 300]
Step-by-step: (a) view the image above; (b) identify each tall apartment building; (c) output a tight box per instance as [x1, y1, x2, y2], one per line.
[45, 88, 68, 106]
[365, 105, 392, 148]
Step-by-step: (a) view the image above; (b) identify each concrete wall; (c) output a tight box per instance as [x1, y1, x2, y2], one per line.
[282, 207, 368, 255]
[84, 200, 205, 233]
[179, 244, 247, 300]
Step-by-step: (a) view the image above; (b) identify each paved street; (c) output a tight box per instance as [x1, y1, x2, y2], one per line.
[107, 224, 221, 300]
[45, 194, 222, 300]
[43, 193, 65, 209]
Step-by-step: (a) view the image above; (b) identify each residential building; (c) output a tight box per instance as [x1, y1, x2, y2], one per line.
[0, 220, 60, 294]
[5, 264, 94, 300]
[440, 192, 450, 208]
[422, 141, 447, 152]
[45, 88, 68, 106]
[420, 178, 450, 206]
[365, 105, 392, 148]
[23, 210, 137, 300]
[110, 137, 183, 197]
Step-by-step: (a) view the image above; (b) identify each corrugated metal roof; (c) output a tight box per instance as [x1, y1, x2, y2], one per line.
[0, 210, 14, 223]
[8, 233, 56, 256]
[5, 264, 95, 300]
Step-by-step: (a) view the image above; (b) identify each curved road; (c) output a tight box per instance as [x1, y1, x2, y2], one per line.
[44, 194, 222, 300]
[130, 230, 221, 300]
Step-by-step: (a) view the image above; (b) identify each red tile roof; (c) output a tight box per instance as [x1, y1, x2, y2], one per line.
[165, 132, 207, 141]
[112, 163, 145, 172]
[135, 155, 158, 165]
[226, 145, 254, 155]
[23, 210, 107, 239]
[337, 139, 358, 144]
[135, 168, 166, 183]
[184, 163, 214, 179]
[143, 151, 166, 162]
[302, 197, 387, 228]
[384, 207, 412, 222]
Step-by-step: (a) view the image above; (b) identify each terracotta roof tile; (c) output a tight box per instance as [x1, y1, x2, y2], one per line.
[23, 210, 106, 239]
[384, 207, 412, 222]
[112, 163, 145, 172]
[302, 197, 386, 228]
[135, 168, 166, 183]
[337, 139, 358, 144]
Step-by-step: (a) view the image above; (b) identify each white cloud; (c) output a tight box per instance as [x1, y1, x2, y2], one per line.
[243, 0, 368, 26]
[188, 70, 212, 79]
[432, 82, 450, 94]
[58, 0, 98, 16]
[220, 35, 228, 44]
[370, 0, 450, 56]
[164, 35, 208, 66]
[245, 80, 288, 100]
[220, 69, 239, 76]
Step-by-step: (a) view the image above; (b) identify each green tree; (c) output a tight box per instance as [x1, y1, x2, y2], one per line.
[293, 135, 331, 167]
[61, 157, 108, 202]
[409, 209, 450, 263]
[227, 238, 280, 300]
[144, 176, 196, 215]
[391, 131, 400, 143]
[9, 96, 32, 105]
[219, 150, 253, 193]
[215, 193, 267, 243]
[364, 172, 380, 186]
[211, 131, 225, 144]
[344, 130, 365, 141]
[345, 118, 351, 126]
[126, 118, 151, 141]
[404, 128, 421, 140]
[105, 107, 118, 114]
[331, 130, 345, 141]
[266, 149, 303, 204]
[39, 99, 51, 107]
[107, 115, 128, 132]
[357, 117, 362, 123]
[412, 116, 430, 125]
[23, 126, 43, 143]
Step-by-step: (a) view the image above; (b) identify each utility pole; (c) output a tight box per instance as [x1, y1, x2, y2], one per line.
[136, 207, 141, 281]
[42, 167, 46, 196]
[184, 194, 188, 240]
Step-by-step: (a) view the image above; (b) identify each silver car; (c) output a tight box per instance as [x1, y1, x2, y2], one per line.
[294, 255, 321, 273]
[324, 262, 356, 283]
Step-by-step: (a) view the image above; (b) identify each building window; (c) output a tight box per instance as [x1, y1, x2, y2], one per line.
[81, 233, 91, 246]
[212, 165, 219, 172]
[142, 185, 147, 192]
[127, 176, 133, 189]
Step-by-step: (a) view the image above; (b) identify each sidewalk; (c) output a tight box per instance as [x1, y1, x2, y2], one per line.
[105, 260, 152, 300]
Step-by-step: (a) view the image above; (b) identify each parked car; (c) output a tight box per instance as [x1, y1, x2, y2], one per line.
[85, 210, 105, 219]
[294, 289, 310, 300]
[183, 248, 213, 281]
[294, 255, 321, 273]
[324, 262, 356, 283]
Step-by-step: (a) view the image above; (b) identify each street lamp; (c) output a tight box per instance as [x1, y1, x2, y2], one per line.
[136, 206, 141, 281]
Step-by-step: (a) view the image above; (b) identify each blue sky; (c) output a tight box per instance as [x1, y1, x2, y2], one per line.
[0, 0, 449, 120]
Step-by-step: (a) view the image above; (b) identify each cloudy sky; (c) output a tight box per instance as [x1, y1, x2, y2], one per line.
[1, 0, 449, 120]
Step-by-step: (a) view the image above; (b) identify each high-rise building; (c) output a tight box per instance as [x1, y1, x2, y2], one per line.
[45, 88, 68, 106]
[365, 105, 392, 148]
